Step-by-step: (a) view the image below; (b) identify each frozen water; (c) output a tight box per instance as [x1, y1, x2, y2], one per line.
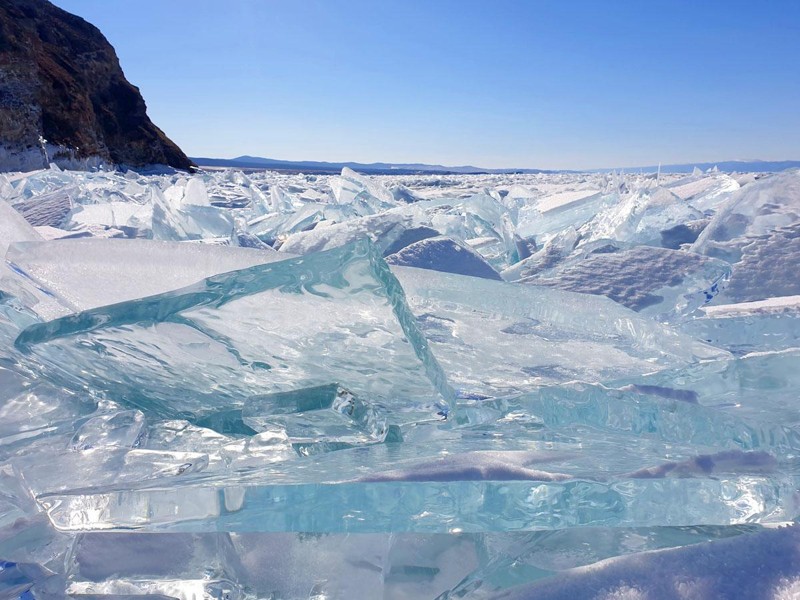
[1, 165, 799, 598]
[693, 169, 800, 303]
[394, 266, 727, 396]
[15, 240, 452, 424]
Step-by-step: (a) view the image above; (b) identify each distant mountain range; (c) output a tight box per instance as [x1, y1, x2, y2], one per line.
[191, 156, 551, 175]
[191, 155, 800, 176]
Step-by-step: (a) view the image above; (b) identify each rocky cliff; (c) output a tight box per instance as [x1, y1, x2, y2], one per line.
[0, 0, 193, 171]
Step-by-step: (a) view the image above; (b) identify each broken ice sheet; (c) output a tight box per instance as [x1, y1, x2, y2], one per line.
[516, 191, 616, 243]
[579, 186, 704, 248]
[15, 240, 452, 426]
[0, 200, 72, 320]
[391, 266, 727, 397]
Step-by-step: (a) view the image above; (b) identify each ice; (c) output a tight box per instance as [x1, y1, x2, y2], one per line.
[10, 185, 76, 227]
[0, 199, 42, 252]
[2, 166, 800, 597]
[358, 451, 571, 482]
[579, 186, 704, 247]
[500, 226, 580, 281]
[625, 450, 777, 479]
[667, 171, 741, 213]
[66, 201, 153, 236]
[0, 202, 72, 320]
[385, 236, 503, 280]
[69, 409, 146, 450]
[693, 169, 800, 303]
[393, 266, 727, 396]
[243, 383, 389, 454]
[611, 349, 800, 429]
[681, 296, 800, 355]
[278, 211, 411, 255]
[516, 191, 616, 243]
[330, 167, 397, 212]
[15, 240, 452, 424]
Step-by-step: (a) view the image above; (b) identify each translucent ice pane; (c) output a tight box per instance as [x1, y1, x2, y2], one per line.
[693, 170, 800, 303]
[611, 349, 800, 429]
[516, 192, 616, 243]
[243, 384, 388, 454]
[392, 266, 727, 397]
[15, 240, 452, 424]
[580, 186, 704, 247]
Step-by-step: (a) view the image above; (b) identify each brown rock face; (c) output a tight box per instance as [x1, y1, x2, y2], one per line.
[0, 0, 194, 170]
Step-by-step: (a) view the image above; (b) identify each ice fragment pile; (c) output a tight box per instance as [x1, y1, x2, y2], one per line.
[1, 165, 799, 599]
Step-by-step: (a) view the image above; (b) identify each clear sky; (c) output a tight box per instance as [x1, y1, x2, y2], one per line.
[52, 0, 800, 170]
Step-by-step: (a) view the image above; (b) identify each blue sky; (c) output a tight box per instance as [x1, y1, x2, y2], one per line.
[53, 0, 800, 170]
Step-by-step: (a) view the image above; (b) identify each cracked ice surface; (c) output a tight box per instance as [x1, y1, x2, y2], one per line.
[0, 165, 799, 598]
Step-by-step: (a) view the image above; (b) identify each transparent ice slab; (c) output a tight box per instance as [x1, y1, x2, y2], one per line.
[278, 212, 412, 255]
[610, 348, 800, 429]
[681, 297, 800, 355]
[66, 202, 153, 237]
[15, 240, 452, 424]
[10, 185, 76, 228]
[579, 186, 704, 248]
[60, 527, 774, 600]
[392, 266, 728, 396]
[64, 532, 480, 600]
[243, 383, 389, 454]
[489, 524, 800, 600]
[516, 192, 617, 243]
[1, 202, 72, 321]
[35, 471, 799, 533]
[330, 167, 398, 214]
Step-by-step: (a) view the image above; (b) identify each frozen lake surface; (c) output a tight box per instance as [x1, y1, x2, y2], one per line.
[1, 164, 799, 598]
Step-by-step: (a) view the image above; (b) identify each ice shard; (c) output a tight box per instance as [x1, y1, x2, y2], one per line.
[580, 186, 704, 247]
[15, 240, 453, 424]
[243, 383, 388, 454]
[693, 169, 800, 303]
[681, 296, 800, 355]
[0, 201, 71, 320]
[392, 266, 727, 396]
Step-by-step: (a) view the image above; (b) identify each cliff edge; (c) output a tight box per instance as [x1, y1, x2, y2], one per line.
[0, 0, 194, 171]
